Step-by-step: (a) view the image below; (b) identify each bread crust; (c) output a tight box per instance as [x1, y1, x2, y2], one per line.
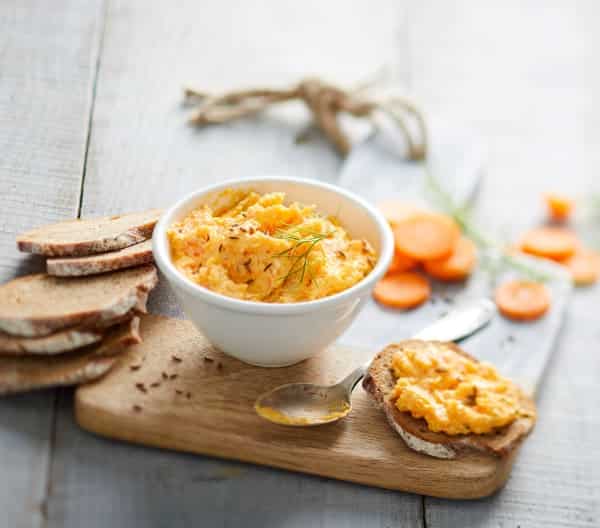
[47, 240, 154, 277]
[0, 309, 139, 356]
[0, 265, 157, 337]
[17, 209, 162, 257]
[362, 340, 536, 459]
[0, 317, 141, 395]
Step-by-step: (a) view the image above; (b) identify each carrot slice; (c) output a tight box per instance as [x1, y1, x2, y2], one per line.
[424, 237, 477, 281]
[393, 213, 460, 261]
[495, 280, 551, 321]
[387, 250, 418, 274]
[377, 200, 420, 226]
[544, 193, 574, 222]
[373, 272, 430, 309]
[562, 248, 600, 286]
[520, 227, 578, 260]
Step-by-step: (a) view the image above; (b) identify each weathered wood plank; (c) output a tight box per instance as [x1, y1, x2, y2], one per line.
[426, 298, 600, 527]
[406, 1, 599, 526]
[0, 1, 105, 526]
[47, 1, 423, 527]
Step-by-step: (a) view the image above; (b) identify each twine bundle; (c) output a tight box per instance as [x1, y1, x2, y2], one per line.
[184, 77, 427, 160]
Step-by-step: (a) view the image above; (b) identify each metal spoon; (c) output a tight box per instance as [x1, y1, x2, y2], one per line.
[255, 298, 496, 426]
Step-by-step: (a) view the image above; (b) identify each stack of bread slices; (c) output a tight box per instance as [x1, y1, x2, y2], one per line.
[0, 210, 162, 395]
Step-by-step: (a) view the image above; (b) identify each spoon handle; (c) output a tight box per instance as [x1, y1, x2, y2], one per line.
[339, 298, 496, 393]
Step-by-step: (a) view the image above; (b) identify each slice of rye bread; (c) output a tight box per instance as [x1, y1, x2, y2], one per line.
[362, 340, 536, 459]
[0, 264, 158, 337]
[17, 209, 162, 257]
[0, 309, 139, 356]
[0, 317, 141, 395]
[46, 239, 154, 277]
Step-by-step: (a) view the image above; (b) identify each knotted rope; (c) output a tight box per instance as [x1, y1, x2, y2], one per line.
[184, 77, 427, 160]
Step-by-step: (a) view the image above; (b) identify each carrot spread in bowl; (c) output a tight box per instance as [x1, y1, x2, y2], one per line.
[167, 189, 376, 303]
[390, 342, 534, 435]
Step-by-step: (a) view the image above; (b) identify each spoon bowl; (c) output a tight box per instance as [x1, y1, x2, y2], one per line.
[255, 299, 496, 426]
[255, 383, 352, 426]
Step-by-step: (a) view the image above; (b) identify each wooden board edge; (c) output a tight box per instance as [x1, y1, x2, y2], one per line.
[74, 387, 518, 500]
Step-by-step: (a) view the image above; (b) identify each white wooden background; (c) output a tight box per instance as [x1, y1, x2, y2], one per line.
[1, 1, 599, 526]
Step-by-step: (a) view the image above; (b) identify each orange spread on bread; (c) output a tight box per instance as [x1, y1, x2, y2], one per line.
[390, 342, 533, 435]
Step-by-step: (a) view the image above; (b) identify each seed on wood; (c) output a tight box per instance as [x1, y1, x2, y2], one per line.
[186, 392, 192, 399]
[170, 374, 178, 380]
[264, 262, 273, 271]
[135, 382, 147, 393]
[229, 236, 239, 240]
[219, 244, 223, 252]
[175, 389, 183, 395]
[150, 382, 161, 388]
[161, 372, 168, 380]
[132, 405, 142, 412]
[171, 355, 182, 363]
[129, 364, 141, 371]
[336, 250, 346, 259]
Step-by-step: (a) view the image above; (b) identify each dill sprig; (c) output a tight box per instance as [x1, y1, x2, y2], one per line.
[424, 167, 557, 282]
[273, 227, 328, 285]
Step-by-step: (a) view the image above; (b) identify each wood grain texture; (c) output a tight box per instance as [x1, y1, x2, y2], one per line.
[4, 0, 596, 526]
[406, 1, 600, 526]
[0, 0, 104, 526]
[45, 1, 424, 527]
[76, 315, 520, 500]
[78, 0, 405, 217]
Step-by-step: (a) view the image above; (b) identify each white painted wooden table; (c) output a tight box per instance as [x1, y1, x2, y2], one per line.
[1, 1, 598, 526]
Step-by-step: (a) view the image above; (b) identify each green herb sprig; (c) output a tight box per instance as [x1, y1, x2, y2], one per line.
[424, 167, 556, 282]
[273, 228, 329, 285]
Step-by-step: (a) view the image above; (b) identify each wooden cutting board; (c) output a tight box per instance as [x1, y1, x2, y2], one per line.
[77, 314, 523, 500]
[76, 133, 571, 500]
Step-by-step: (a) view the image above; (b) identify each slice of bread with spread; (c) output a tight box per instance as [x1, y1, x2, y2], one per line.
[17, 209, 162, 257]
[363, 340, 536, 459]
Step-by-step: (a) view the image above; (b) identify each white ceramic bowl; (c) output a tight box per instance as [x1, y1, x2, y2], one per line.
[153, 177, 394, 367]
